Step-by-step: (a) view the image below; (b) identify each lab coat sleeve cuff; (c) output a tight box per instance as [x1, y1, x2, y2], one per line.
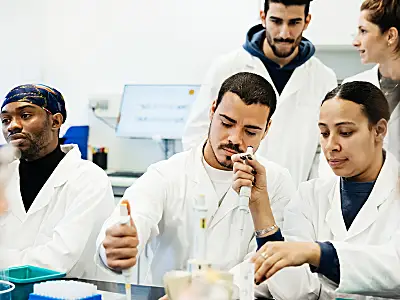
[310, 241, 340, 284]
[256, 229, 284, 251]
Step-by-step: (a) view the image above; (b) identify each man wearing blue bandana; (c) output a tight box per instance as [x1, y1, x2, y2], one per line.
[0, 84, 114, 278]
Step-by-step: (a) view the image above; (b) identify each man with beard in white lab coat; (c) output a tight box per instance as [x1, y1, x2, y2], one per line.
[0, 84, 114, 278]
[96, 72, 295, 287]
[182, 0, 337, 187]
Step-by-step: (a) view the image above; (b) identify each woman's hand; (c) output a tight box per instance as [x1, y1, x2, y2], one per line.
[251, 241, 321, 284]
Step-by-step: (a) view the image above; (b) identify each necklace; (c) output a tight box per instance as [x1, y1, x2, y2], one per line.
[379, 78, 399, 96]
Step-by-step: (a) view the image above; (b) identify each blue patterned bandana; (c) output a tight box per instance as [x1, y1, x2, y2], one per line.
[1, 84, 67, 123]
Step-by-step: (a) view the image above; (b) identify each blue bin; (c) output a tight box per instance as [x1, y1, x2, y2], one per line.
[61, 126, 89, 159]
[28, 294, 101, 300]
[5, 265, 66, 284]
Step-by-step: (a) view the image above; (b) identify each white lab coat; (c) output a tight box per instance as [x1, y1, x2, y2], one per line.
[0, 144, 115, 278]
[318, 65, 400, 177]
[96, 143, 295, 286]
[183, 48, 337, 187]
[257, 151, 400, 300]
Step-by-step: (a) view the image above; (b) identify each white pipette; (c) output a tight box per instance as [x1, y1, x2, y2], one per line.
[187, 194, 212, 275]
[237, 146, 253, 260]
[194, 194, 207, 261]
[120, 202, 132, 300]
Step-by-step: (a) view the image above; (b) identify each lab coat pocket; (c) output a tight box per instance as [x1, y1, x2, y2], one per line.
[0, 212, 14, 243]
[35, 199, 66, 238]
[213, 208, 252, 269]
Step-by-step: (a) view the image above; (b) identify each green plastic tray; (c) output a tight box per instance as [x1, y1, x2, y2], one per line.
[5, 265, 66, 284]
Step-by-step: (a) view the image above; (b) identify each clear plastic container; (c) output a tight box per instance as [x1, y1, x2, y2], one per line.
[0, 269, 9, 282]
[0, 280, 15, 300]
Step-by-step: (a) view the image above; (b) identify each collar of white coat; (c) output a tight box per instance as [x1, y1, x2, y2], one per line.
[4, 144, 83, 220]
[11, 143, 82, 188]
[342, 64, 379, 87]
[241, 49, 320, 103]
[343, 65, 399, 148]
[188, 141, 207, 183]
[326, 151, 399, 240]
[328, 150, 399, 207]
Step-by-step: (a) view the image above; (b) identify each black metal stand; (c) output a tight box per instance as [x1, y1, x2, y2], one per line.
[162, 139, 176, 160]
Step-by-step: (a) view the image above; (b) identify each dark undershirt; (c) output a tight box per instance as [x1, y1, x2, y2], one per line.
[19, 146, 65, 211]
[256, 178, 375, 284]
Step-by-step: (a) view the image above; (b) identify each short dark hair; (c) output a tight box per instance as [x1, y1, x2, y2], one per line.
[264, 0, 313, 17]
[361, 0, 400, 53]
[215, 72, 277, 123]
[322, 81, 390, 125]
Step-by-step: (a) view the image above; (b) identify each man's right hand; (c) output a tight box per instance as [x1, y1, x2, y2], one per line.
[0, 198, 6, 215]
[103, 220, 139, 270]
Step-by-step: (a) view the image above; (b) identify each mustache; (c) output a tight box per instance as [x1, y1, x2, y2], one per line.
[274, 38, 295, 43]
[218, 143, 243, 153]
[7, 132, 30, 141]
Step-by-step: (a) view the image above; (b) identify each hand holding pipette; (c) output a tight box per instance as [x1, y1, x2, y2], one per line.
[231, 146, 268, 206]
[231, 147, 254, 261]
[103, 199, 139, 299]
[231, 147, 278, 238]
[104, 200, 138, 270]
[120, 200, 134, 300]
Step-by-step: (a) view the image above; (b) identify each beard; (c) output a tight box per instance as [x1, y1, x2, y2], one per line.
[9, 118, 51, 161]
[265, 31, 303, 58]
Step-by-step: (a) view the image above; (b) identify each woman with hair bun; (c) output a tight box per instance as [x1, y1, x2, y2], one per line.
[319, 0, 400, 177]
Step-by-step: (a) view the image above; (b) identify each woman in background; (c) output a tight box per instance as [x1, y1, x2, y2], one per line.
[319, 0, 400, 177]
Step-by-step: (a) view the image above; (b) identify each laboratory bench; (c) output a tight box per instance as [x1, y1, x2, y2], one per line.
[107, 171, 143, 201]
[9, 278, 274, 300]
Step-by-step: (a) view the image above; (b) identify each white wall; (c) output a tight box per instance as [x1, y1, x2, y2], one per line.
[42, 0, 261, 170]
[0, 0, 45, 144]
[0, 0, 43, 95]
[42, 0, 259, 121]
[305, 0, 364, 46]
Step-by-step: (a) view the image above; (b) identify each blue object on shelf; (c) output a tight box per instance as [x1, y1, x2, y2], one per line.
[5, 266, 66, 284]
[28, 293, 102, 300]
[61, 126, 89, 159]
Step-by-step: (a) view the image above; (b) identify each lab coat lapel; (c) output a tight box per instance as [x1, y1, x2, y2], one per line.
[390, 102, 400, 125]
[191, 143, 220, 228]
[208, 188, 240, 230]
[4, 161, 26, 223]
[27, 145, 79, 216]
[278, 64, 307, 105]
[244, 58, 280, 103]
[325, 179, 347, 241]
[346, 152, 397, 240]
[367, 65, 380, 88]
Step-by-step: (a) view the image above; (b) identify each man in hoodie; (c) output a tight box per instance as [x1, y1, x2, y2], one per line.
[183, 0, 337, 187]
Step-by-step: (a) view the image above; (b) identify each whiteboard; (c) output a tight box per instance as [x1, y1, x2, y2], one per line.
[116, 84, 200, 139]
